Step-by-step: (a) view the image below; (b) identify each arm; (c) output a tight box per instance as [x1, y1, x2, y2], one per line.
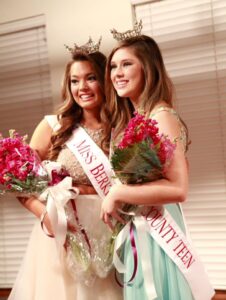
[19, 119, 97, 234]
[29, 118, 52, 160]
[18, 119, 54, 235]
[101, 111, 188, 225]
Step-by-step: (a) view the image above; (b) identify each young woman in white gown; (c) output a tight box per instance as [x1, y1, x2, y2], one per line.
[8, 40, 122, 300]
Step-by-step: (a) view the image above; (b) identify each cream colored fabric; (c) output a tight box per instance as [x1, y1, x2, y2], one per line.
[8, 195, 122, 300]
[56, 127, 104, 185]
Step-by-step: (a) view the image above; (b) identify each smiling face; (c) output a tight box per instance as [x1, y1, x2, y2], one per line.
[70, 60, 104, 112]
[110, 47, 145, 107]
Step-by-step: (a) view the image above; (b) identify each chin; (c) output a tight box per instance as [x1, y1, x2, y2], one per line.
[116, 90, 129, 98]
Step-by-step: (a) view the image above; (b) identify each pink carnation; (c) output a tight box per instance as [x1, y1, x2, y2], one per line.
[0, 131, 43, 192]
[0, 130, 69, 195]
[113, 112, 177, 184]
[118, 112, 161, 149]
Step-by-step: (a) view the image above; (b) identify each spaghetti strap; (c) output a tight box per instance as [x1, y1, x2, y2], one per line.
[150, 106, 178, 119]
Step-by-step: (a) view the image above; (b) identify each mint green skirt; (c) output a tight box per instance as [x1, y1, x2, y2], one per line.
[123, 204, 195, 300]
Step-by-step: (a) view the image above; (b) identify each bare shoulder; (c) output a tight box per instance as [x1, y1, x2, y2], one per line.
[153, 107, 180, 132]
[29, 118, 53, 160]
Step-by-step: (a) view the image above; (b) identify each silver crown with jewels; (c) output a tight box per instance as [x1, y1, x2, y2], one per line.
[64, 37, 102, 55]
[111, 20, 142, 41]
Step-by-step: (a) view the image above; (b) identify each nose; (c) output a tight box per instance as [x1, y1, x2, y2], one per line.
[79, 79, 88, 90]
[114, 65, 124, 77]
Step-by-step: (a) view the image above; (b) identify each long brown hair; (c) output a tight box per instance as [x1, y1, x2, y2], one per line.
[48, 51, 106, 160]
[102, 35, 188, 150]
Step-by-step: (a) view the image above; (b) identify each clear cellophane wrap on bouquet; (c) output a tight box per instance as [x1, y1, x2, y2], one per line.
[64, 198, 114, 287]
[37, 162, 114, 286]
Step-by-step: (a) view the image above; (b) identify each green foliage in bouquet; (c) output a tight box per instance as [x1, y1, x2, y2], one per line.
[111, 138, 163, 184]
[111, 112, 176, 185]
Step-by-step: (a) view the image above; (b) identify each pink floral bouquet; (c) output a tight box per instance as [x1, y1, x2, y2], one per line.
[111, 112, 176, 184]
[0, 130, 112, 286]
[0, 130, 71, 196]
[110, 112, 177, 254]
[0, 130, 49, 195]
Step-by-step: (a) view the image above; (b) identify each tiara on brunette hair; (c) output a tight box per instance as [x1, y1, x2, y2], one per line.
[110, 20, 142, 41]
[64, 37, 102, 55]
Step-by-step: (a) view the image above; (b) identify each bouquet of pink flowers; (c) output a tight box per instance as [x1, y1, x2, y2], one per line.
[111, 112, 176, 184]
[109, 112, 177, 258]
[0, 130, 49, 195]
[0, 130, 112, 286]
[0, 130, 70, 196]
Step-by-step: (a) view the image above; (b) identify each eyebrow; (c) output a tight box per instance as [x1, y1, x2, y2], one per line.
[110, 58, 134, 64]
[70, 72, 95, 78]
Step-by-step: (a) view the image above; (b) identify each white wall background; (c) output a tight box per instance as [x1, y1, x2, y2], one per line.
[0, 0, 132, 105]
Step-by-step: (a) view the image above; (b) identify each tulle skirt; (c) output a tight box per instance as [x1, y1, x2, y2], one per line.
[124, 204, 195, 300]
[8, 195, 123, 300]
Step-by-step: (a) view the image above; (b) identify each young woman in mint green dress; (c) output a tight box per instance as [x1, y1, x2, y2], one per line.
[100, 33, 214, 300]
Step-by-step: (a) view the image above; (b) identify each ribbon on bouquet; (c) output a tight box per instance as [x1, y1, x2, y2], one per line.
[39, 176, 79, 248]
[70, 198, 92, 254]
[113, 216, 157, 299]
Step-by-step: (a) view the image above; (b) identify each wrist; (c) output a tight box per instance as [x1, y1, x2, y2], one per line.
[40, 208, 47, 222]
[111, 184, 123, 203]
[40, 209, 54, 238]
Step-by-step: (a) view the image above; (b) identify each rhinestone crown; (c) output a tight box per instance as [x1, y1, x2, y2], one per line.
[64, 37, 102, 55]
[111, 20, 142, 41]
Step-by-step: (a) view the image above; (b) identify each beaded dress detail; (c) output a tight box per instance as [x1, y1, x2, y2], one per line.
[150, 106, 188, 153]
[57, 126, 104, 185]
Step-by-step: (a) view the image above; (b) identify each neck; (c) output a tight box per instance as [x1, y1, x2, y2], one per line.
[130, 96, 141, 111]
[81, 109, 102, 130]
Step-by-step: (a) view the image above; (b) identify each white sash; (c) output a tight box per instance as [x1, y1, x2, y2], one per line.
[144, 206, 214, 299]
[66, 126, 115, 199]
[45, 115, 214, 300]
[45, 115, 115, 199]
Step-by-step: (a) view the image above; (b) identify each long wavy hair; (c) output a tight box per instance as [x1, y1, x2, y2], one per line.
[102, 35, 189, 151]
[48, 51, 106, 160]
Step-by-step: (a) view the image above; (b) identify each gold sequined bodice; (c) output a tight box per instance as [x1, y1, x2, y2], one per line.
[56, 127, 104, 185]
